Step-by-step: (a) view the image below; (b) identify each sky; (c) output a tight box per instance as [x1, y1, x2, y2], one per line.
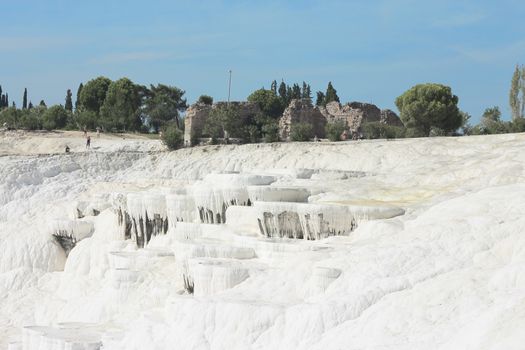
[1, 0, 524, 122]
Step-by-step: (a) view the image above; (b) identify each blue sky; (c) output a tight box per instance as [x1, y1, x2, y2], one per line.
[1, 0, 524, 122]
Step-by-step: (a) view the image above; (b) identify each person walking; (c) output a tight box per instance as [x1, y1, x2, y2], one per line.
[86, 136, 91, 149]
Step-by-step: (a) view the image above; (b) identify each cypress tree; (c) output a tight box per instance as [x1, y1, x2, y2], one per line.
[292, 84, 301, 99]
[306, 84, 311, 100]
[521, 66, 525, 119]
[510, 65, 521, 120]
[316, 91, 325, 106]
[271, 80, 277, 94]
[286, 86, 293, 104]
[39, 100, 46, 107]
[22, 88, 28, 109]
[278, 81, 287, 103]
[324, 82, 340, 104]
[1, 95, 4, 108]
[6, 93, 9, 107]
[301, 82, 312, 100]
[65, 89, 73, 111]
[75, 83, 83, 111]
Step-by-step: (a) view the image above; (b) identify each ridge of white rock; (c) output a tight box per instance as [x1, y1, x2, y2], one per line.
[2, 132, 525, 349]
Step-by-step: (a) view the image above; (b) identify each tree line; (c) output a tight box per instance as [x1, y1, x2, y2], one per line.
[0, 77, 187, 133]
[3, 65, 525, 148]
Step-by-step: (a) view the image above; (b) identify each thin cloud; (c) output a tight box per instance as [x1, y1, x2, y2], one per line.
[0, 36, 73, 52]
[89, 51, 171, 64]
[453, 40, 525, 63]
[433, 13, 487, 28]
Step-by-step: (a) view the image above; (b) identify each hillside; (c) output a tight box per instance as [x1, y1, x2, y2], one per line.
[1, 132, 525, 349]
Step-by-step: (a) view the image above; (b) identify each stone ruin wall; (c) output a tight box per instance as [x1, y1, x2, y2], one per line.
[279, 99, 327, 141]
[319, 101, 403, 133]
[184, 102, 260, 146]
[184, 98, 404, 145]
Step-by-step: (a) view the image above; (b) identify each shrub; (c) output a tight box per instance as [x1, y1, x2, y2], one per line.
[42, 105, 69, 130]
[161, 123, 184, 150]
[480, 119, 511, 134]
[73, 110, 99, 131]
[198, 95, 213, 105]
[429, 127, 448, 137]
[325, 120, 346, 141]
[262, 121, 279, 143]
[362, 122, 406, 139]
[244, 124, 259, 143]
[511, 117, 525, 133]
[0, 107, 21, 129]
[19, 108, 43, 130]
[290, 122, 313, 141]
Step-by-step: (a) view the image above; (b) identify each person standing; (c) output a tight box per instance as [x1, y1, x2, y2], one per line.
[86, 136, 91, 149]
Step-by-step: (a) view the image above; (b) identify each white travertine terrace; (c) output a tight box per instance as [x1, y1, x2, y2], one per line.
[3, 132, 525, 349]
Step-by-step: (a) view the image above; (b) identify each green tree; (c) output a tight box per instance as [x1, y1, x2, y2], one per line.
[73, 110, 98, 130]
[325, 120, 346, 141]
[75, 83, 83, 111]
[395, 83, 462, 136]
[324, 82, 340, 105]
[65, 89, 73, 112]
[22, 88, 28, 109]
[316, 91, 325, 106]
[362, 122, 405, 139]
[301, 82, 311, 100]
[198, 95, 213, 105]
[0, 107, 21, 128]
[203, 106, 243, 141]
[28, 101, 33, 110]
[290, 122, 313, 141]
[161, 122, 184, 150]
[100, 78, 142, 131]
[143, 84, 187, 132]
[42, 105, 69, 130]
[261, 120, 279, 142]
[509, 65, 523, 120]
[291, 84, 301, 100]
[278, 81, 287, 104]
[39, 100, 46, 107]
[19, 106, 45, 130]
[482, 106, 501, 121]
[460, 111, 473, 135]
[247, 88, 283, 118]
[79, 76, 112, 115]
[271, 80, 277, 94]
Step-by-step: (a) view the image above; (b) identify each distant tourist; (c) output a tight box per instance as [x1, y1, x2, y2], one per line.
[86, 136, 91, 149]
[313, 135, 319, 142]
[65, 145, 70, 153]
[341, 130, 348, 141]
[96, 127, 100, 138]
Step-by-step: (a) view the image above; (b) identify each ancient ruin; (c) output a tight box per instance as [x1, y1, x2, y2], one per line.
[279, 99, 327, 140]
[184, 101, 260, 146]
[183, 98, 403, 145]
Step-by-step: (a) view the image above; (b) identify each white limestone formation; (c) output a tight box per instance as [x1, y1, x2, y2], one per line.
[188, 258, 250, 296]
[49, 220, 94, 255]
[253, 201, 405, 240]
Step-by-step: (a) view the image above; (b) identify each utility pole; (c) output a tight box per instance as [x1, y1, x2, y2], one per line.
[227, 70, 232, 106]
